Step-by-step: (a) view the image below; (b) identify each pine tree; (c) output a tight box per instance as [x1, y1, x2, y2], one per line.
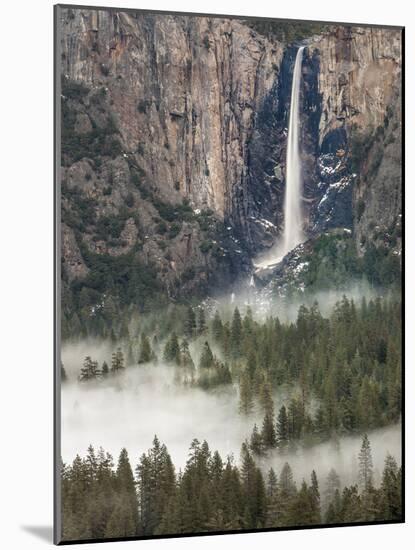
[261, 411, 277, 450]
[276, 405, 289, 447]
[111, 348, 125, 373]
[310, 470, 321, 523]
[240, 442, 266, 528]
[197, 308, 207, 336]
[101, 361, 109, 377]
[212, 310, 223, 342]
[279, 462, 297, 499]
[230, 308, 242, 358]
[199, 341, 214, 369]
[239, 371, 254, 415]
[341, 485, 363, 523]
[325, 488, 342, 524]
[104, 496, 135, 538]
[324, 468, 341, 509]
[380, 454, 401, 520]
[184, 306, 196, 339]
[278, 462, 297, 526]
[115, 448, 139, 533]
[289, 480, 315, 525]
[79, 356, 101, 381]
[138, 334, 152, 364]
[163, 333, 181, 365]
[259, 381, 274, 416]
[266, 468, 279, 527]
[358, 433, 374, 491]
[180, 339, 195, 371]
[249, 424, 263, 456]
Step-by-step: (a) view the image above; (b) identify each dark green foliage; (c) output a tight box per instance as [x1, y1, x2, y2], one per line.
[301, 233, 401, 291]
[79, 356, 100, 381]
[95, 214, 126, 240]
[245, 20, 329, 43]
[230, 308, 243, 358]
[362, 243, 401, 286]
[163, 333, 181, 365]
[62, 434, 401, 541]
[69, 245, 164, 317]
[356, 198, 365, 221]
[200, 240, 213, 254]
[152, 198, 194, 224]
[138, 334, 153, 364]
[62, 94, 122, 166]
[199, 341, 214, 369]
[111, 348, 125, 372]
[62, 77, 89, 101]
[168, 222, 181, 239]
[211, 310, 223, 341]
[184, 306, 197, 339]
[277, 405, 289, 447]
[197, 308, 207, 336]
[358, 434, 374, 491]
[61, 184, 98, 231]
[380, 454, 401, 520]
[239, 370, 254, 415]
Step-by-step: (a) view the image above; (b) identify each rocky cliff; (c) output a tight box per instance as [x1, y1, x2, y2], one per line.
[58, 7, 402, 332]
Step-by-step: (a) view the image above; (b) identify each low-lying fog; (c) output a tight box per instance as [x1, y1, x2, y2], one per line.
[61, 344, 401, 487]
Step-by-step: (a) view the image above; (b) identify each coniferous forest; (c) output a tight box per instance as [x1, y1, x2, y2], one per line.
[62, 434, 401, 540]
[60, 296, 402, 541]
[57, 6, 402, 544]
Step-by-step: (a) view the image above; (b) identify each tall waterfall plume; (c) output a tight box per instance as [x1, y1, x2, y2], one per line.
[283, 46, 305, 256]
[254, 46, 305, 271]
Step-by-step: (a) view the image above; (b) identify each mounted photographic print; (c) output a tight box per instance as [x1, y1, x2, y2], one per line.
[54, 4, 404, 544]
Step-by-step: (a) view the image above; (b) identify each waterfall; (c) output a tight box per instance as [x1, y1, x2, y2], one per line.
[253, 46, 305, 272]
[282, 46, 305, 255]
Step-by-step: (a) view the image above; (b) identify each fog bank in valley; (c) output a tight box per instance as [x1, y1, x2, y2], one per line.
[61, 345, 401, 488]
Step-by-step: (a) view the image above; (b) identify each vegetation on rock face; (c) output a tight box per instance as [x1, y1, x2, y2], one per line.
[245, 20, 330, 43]
[299, 233, 401, 291]
[61, 78, 122, 167]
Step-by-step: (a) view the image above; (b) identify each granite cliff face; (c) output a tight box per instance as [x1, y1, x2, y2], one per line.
[58, 7, 402, 326]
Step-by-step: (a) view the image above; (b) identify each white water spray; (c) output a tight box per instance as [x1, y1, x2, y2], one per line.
[283, 46, 305, 255]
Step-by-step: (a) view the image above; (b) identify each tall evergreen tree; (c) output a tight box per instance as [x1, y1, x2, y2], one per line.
[261, 411, 277, 450]
[197, 308, 207, 336]
[324, 468, 341, 510]
[79, 356, 101, 381]
[111, 348, 125, 373]
[211, 310, 223, 342]
[138, 334, 152, 364]
[380, 454, 401, 520]
[358, 433, 374, 491]
[115, 448, 139, 533]
[276, 405, 289, 447]
[239, 371, 254, 415]
[184, 306, 196, 339]
[310, 470, 321, 523]
[230, 308, 242, 358]
[249, 424, 263, 456]
[199, 341, 214, 369]
[101, 361, 109, 377]
[163, 333, 181, 365]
